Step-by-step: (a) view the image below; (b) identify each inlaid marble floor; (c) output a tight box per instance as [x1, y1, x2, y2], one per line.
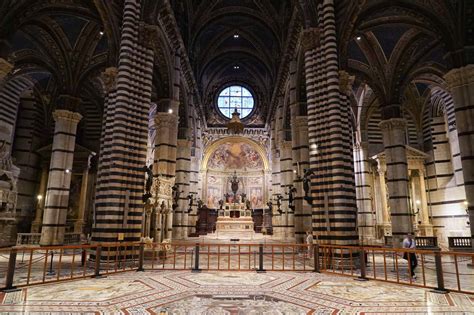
[0, 271, 473, 314]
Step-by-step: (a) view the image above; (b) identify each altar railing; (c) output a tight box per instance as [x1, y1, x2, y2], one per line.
[1, 242, 473, 295]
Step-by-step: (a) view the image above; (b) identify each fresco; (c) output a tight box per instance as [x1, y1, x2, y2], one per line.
[206, 176, 222, 208]
[207, 141, 263, 171]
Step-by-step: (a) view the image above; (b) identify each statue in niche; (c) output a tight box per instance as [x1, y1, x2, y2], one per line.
[266, 200, 273, 213]
[276, 194, 283, 214]
[287, 185, 297, 211]
[160, 200, 166, 214]
[229, 171, 239, 197]
[303, 168, 315, 205]
[143, 165, 153, 202]
[196, 198, 204, 211]
[245, 198, 251, 210]
[172, 183, 182, 210]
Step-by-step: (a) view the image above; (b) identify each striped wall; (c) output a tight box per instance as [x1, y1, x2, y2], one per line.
[92, 0, 154, 244]
[304, 0, 358, 245]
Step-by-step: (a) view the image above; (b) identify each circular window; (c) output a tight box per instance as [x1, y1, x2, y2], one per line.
[217, 85, 254, 119]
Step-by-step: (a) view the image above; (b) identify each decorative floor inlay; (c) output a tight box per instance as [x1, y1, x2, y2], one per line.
[0, 271, 472, 314]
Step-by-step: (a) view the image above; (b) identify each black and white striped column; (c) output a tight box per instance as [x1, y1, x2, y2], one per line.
[379, 118, 412, 247]
[444, 65, 474, 239]
[92, 0, 154, 244]
[40, 108, 82, 245]
[174, 139, 192, 239]
[353, 141, 376, 243]
[303, 0, 358, 246]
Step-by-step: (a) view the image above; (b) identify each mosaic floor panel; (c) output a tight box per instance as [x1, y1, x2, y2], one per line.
[0, 270, 473, 314]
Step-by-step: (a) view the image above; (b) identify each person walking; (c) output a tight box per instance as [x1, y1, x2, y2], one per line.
[306, 230, 313, 258]
[402, 233, 418, 279]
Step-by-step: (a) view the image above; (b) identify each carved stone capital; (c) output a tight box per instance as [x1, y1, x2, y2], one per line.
[339, 70, 355, 95]
[0, 58, 13, 81]
[294, 116, 308, 128]
[301, 28, 320, 52]
[100, 67, 118, 93]
[139, 23, 160, 49]
[53, 109, 83, 124]
[444, 65, 474, 91]
[154, 112, 179, 129]
[378, 118, 406, 131]
[151, 176, 174, 198]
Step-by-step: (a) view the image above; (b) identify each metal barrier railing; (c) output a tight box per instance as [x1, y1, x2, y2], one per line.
[317, 244, 474, 294]
[0, 242, 472, 295]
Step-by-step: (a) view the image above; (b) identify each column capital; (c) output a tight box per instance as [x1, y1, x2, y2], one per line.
[339, 70, 355, 95]
[139, 23, 160, 49]
[100, 67, 118, 93]
[378, 118, 406, 131]
[444, 65, 474, 91]
[301, 27, 320, 52]
[52, 109, 82, 123]
[154, 111, 178, 128]
[0, 58, 13, 81]
[294, 116, 308, 128]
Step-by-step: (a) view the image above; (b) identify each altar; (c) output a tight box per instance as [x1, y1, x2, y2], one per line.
[215, 202, 255, 239]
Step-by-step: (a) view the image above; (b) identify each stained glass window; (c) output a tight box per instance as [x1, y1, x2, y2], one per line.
[217, 85, 254, 119]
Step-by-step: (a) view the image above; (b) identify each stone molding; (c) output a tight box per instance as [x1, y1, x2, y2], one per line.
[52, 109, 83, 124]
[339, 70, 355, 95]
[0, 58, 13, 80]
[444, 64, 474, 91]
[378, 118, 406, 131]
[301, 28, 320, 52]
[101, 67, 118, 93]
[154, 112, 178, 129]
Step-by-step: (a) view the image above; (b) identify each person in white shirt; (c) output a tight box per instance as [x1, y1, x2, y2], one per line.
[306, 230, 313, 258]
[402, 233, 418, 279]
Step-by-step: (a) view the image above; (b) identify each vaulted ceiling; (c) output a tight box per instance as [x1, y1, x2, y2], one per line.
[169, 0, 295, 126]
[0, 0, 471, 147]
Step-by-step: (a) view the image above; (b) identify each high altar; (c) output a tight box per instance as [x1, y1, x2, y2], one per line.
[216, 202, 255, 239]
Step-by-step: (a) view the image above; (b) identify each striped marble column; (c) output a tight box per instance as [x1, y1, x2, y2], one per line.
[379, 118, 412, 247]
[92, 0, 154, 244]
[444, 65, 474, 240]
[40, 108, 82, 245]
[174, 139, 192, 239]
[303, 0, 358, 246]
[353, 141, 376, 244]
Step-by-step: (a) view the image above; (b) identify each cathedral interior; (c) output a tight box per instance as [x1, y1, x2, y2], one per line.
[0, 0, 473, 313]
